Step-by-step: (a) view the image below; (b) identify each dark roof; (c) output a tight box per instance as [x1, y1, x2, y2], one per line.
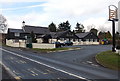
[76, 32, 90, 38]
[50, 32, 58, 38]
[50, 30, 79, 39]
[8, 28, 24, 33]
[37, 34, 52, 38]
[50, 30, 70, 38]
[23, 25, 50, 34]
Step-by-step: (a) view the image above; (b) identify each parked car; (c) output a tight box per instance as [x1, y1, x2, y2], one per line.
[64, 41, 73, 46]
[53, 42, 61, 48]
[60, 43, 65, 46]
[53, 42, 65, 48]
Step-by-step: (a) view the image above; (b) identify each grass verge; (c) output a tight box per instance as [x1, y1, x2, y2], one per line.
[96, 51, 120, 70]
[33, 47, 80, 53]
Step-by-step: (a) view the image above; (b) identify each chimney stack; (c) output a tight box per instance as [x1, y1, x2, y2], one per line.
[22, 21, 25, 31]
[22, 21, 25, 27]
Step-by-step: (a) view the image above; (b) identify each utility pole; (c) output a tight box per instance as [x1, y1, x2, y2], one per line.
[108, 5, 118, 52]
[112, 20, 116, 52]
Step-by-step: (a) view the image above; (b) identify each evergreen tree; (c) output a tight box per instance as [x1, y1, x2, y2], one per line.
[64, 20, 71, 30]
[75, 22, 85, 33]
[30, 31, 37, 43]
[58, 23, 64, 31]
[48, 22, 56, 32]
[90, 28, 98, 36]
[58, 20, 71, 31]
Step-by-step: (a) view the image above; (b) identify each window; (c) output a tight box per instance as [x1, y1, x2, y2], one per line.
[66, 33, 73, 36]
[15, 33, 20, 37]
[94, 39, 98, 42]
[75, 39, 78, 41]
[60, 38, 64, 41]
[71, 39, 73, 42]
[79, 39, 81, 42]
[73, 39, 75, 42]
[86, 39, 89, 41]
[90, 39, 93, 42]
[13, 39, 19, 43]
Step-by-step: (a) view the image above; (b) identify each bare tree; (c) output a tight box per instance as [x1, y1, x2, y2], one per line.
[98, 25, 107, 32]
[87, 24, 95, 31]
[0, 14, 7, 33]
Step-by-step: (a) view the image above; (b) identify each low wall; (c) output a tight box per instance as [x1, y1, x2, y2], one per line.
[6, 39, 55, 49]
[32, 43, 56, 49]
[73, 41, 99, 45]
[6, 39, 26, 48]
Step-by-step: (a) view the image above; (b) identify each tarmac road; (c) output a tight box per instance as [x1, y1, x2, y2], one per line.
[1, 45, 119, 81]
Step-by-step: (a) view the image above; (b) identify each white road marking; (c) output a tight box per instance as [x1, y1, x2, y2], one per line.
[10, 57, 14, 60]
[91, 64, 99, 67]
[86, 61, 92, 64]
[20, 60, 26, 64]
[46, 69, 54, 73]
[1, 48, 90, 81]
[82, 62, 87, 64]
[27, 69, 39, 76]
[34, 68, 47, 74]
[31, 74, 36, 76]
[13, 70, 20, 74]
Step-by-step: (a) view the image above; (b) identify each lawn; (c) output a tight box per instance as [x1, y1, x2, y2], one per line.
[33, 47, 80, 53]
[96, 51, 120, 70]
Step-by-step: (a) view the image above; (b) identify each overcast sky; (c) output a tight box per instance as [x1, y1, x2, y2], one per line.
[0, 0, 119, 33]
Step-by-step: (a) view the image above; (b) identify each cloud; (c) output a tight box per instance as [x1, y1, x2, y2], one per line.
[2, 0, 119, 33]
[0, 0, 47, 2]
[0, 4, 45, 11]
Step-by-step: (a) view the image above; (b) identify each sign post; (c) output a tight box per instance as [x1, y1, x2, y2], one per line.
[108, 5, 118, 52]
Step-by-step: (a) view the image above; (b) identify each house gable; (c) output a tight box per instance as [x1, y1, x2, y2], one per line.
[51, 30, 78, 39]
[7, 28, 26, 40]
[84, 32, 99, 40]
[76, 32, 99, 41]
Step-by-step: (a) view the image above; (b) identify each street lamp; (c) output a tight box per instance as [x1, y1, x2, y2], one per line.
[108, 5, 118, 52]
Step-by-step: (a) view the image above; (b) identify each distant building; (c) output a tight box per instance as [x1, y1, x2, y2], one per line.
[76, 32, 99, 42]
[50, 30, 79, 43]
[6, 21, 100, 47]
[118, 1, 120, 33]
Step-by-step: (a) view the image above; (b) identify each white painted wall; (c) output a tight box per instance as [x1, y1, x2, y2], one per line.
[36, 38, 43, 43]
[6, 38, 99, 48]
[37, 38, 53, 43]
[6, 39, 26, 47]
[49, 39, 57, 43]
[51, 38, 99, 45]
[32, 43, 56, 49]
[73, 41, 99, 45]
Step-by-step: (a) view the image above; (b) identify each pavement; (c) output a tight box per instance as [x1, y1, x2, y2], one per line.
[1, 45, 120, 81]
[1, 64, 13, 81]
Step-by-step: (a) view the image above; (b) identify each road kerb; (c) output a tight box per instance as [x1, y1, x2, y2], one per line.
[95, 54, 107, 68]
[1, 62, 22, 81]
